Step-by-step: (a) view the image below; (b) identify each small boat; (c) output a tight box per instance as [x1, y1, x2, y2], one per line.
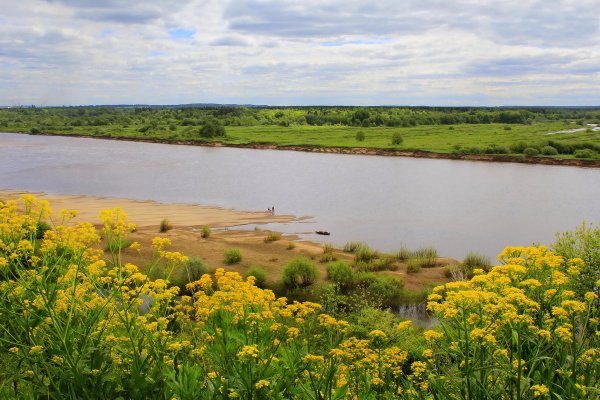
[315, 230, 330, 236]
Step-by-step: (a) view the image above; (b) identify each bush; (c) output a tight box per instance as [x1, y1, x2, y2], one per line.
[355, 131, 365, 142]
[30, 127, 41, 134]
[223, 248, 242, 265]
[574, 149, 596, 159]
[326, 261, 355, 290]
[286, 242, 296, 250]
[509, 141, 528, 153]
[282, 257, 318, 288]
[200, 225, 211, 238]
[160, 219, 173, 233]
[553, 222, 600, 295]
[391, 132, 403, 145]
[523, 147, 539, 156]
[365, 275, 404, 307]
[184, 257, 210, 282]
[246, 266, 268, 288]
[263, 231, 281, 243]
[541, 145, 558, 156]
[462, 252, 491, 271]
[199, 120, 226, 138]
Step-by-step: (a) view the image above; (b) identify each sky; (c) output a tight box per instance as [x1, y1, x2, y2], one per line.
[1, 0, 600, 106]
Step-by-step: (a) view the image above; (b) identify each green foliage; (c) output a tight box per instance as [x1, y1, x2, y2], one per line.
[159, 218, 172, 233]
[391, 132, 403, 145]
[200, 225, 211, 238]
[246, 266, 268, 288]
[406, 258, 422, 273]
[184, 257, 210, 282]
[282, 257, 318, 288]
[355, 131, 365, 142]
[354, 244, 379, 263]
[326, 261, 354, 291]
[574, 148, 596, 158]
[553, 222, 600, 296]
[35, 220, 51, 240]
[541, 145, 558, 155]
[104, 238, 132, 253]
[223, 248, 242, 265]
[523, 147, 540, 156]
[199, 119, 226, 138]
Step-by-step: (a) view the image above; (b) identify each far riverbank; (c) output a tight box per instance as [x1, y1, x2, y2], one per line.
[9, 130, 600, 168]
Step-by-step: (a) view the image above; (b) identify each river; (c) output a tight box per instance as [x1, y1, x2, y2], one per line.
[2, 132, 600, 260]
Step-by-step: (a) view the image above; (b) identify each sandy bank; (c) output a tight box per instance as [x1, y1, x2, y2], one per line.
[1, 190, 453, 290]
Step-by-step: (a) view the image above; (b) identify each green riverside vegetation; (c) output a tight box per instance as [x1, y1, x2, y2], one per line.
[2, 106, 600, 161]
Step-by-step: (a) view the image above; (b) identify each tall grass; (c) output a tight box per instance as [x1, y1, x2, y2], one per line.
[223, 248, 242, 264]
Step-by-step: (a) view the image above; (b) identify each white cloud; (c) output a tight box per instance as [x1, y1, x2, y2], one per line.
[0, 0, 599, 105]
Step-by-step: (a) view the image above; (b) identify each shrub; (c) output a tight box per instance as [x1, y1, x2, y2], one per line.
[574, 149, 596, 159]
[462, 252, 491, 271]
[223, 248, 242, 265]
[541, 145, 558, 156]
[355, 131, 365, 142]
[282, 257, 318, 288]
[199, 120, 226, 138]
[200, 225, 211, 238]
[509, 141, 528, 153]
[286, 242, 296, 250]
[553, 222, 600, 295]
[523, 147, 539, 156]
[263, 231, 281, 243]
[391, 132, 403, 145]
[503, 126, 512, 130]
[246, 266, 268, 288]
[326, 261, 355, 290]
[184, 257, 210, 282]
[160, 219, 173, 233]
[30, 127, 41, 134]
[365, 275, 404, 307]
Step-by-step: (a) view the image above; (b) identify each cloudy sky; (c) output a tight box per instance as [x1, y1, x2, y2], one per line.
[1, 0, 599, 106]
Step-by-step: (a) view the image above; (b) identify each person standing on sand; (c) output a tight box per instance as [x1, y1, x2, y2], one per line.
[271, 206, 275, 215]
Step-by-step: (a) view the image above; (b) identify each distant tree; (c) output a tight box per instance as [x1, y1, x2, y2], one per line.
[199, 120, 226, 138]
